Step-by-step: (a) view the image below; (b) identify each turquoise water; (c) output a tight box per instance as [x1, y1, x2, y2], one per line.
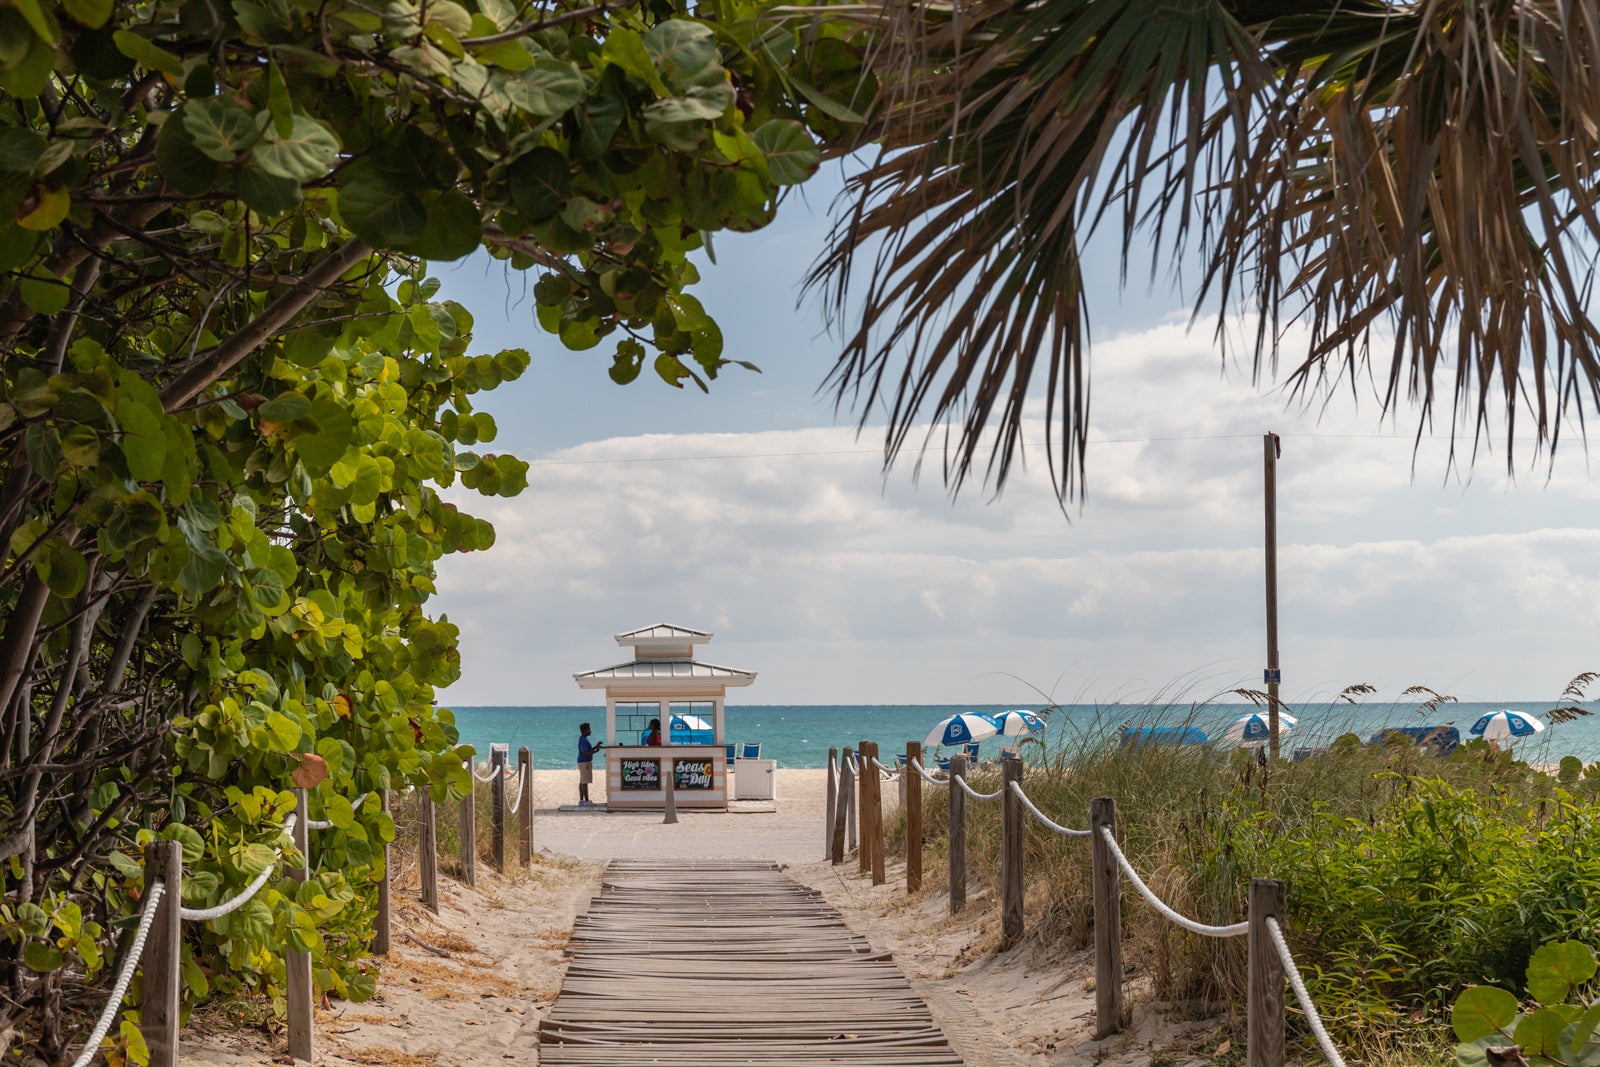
[448, 702, 1600, 769]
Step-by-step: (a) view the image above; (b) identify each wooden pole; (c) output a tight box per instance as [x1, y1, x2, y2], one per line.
[663, 755, 678, 824]
[458, 759, 477, 888]
[845, 753, 857, 854]
[141, 840, 182, 1067]
[287, 789, 314, 1062]
[948, 755, 967, 914]
[490, 748, 506, 874]
[826, 747, 838, 862]
[373, 790, 391, 955]
[1264, 431, 1282, 760]
[905, 742, 923, 893]
[1090, 796, 1124, 1038]
[418, 788, 438, 913]
[831, 747, 852, 864]
[1248, 877, 1288, 1067]
[865, 742, 885, 886]
[518, 746, 533, 867]
[1000, 756, 1024, 947]
[857, 739, 871, 874]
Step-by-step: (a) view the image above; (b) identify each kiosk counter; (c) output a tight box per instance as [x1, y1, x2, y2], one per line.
[604, 745, 729, 811]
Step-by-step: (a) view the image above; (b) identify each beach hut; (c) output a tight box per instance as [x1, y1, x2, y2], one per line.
[573, 623, 759, 810]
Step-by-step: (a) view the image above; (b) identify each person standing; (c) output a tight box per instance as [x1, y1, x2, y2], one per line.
[643, 718, 662, 746]
[577, 722, 604, 807]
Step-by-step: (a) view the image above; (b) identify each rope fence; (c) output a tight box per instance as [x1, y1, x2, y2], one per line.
[829, 739, 1351, 1067]
[72, 741, 540, 1067]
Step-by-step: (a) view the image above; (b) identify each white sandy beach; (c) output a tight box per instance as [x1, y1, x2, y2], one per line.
[181, 768, 1216, 1066]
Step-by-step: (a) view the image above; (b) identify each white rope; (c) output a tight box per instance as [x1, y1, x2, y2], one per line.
[69, 880, 166, 1067]
[1098, 827, 1247, 938]
[1267, 917, 1349, 1067]
[179, 814, 296, 922]
[870, 756, 900, 780]
[506, 768, 525, 815]
[910, 760, 949, 786]
[472, 762, 498, 783]
[1009, 781, 1091, 837]
[956, 775, 1003, 802]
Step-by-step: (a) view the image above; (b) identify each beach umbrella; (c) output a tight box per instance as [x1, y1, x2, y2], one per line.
[990, 709, 1048, 737]
[1221, 711, 1299, 743]
[1469, 709, 1545, 741]
[669, 713, 713, 732]
[924, 712, 999, 749]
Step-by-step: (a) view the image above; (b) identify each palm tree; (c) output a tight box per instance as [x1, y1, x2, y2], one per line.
[809, 0, 1600, 501]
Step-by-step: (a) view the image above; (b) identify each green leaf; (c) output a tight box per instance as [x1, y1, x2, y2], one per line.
[338, 168, 427, 248]
[252, 115, 340, 182]
[293, 395, 353, 474]
[1565, 1001, 1600, 1059]
[257, 391, 311, 423]
[752, 120, 820, 185]
[38, 539, 87, 598]
[236, 161, 302, 216]
[178, 536, 229, 599]
[115, 393, 167, 481]
[62, 0, 112, 29]
[602, 27, 668, 95]
[183, 98, 259, 162]
[1517, 1008, 1569, 1057]
[160, 822, 205, 863]
[114, 31, 182, 75]
[506, 148, 569, 221]
[156, 119, 220, 196]
[1454, 987, 1520, 1043]
[22, 942, 63, 973]
[263, 711, 300, 751]
[401, 191, 481, 262]
[325, 794, 356, 830]
[19, 270, 68, 315]
[643, 20, 718, 91]
[266, 59, 294, 138]
[643, 85, 729, 124]
[1528, 942, 1598, 1005]
[503, 60, 586, 117]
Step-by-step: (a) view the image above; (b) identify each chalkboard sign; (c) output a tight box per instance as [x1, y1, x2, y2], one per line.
[619, 759, 661, 790]
[673, 758, 715, 790]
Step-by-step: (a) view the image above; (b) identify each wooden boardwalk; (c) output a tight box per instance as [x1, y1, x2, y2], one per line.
[539, 859, 964, 1065]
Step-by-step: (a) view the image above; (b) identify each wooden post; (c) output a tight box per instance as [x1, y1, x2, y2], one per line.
[418, 788, 439, 913]
[518, 746, 533, 867]
[865, 742, 886, 886]
[826, 747, 838, 862]
[831, 747, 852, 864]
[898, 755, 908, 810]
[490, 748, 506, 874]
[949, 755, 968, 914]
[373, 790, 391, 955]
[857, 739, 872, 874]
[458, 762, 477, 888]
[1000, 756, 1024, 947]
[287, 789, 314, 1062]
[1091, 796, 1124, 1038]
[905, 742, 923, 893]
[845, 754, 857, 854]
[141, 840, 182, 1067]
[1264, 431, 1283, 760]
[1248, 878, 1288, 1067]
[663, 755, 679, 824]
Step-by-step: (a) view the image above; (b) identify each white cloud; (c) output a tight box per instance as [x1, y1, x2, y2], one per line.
[434, 319, 1600, 706]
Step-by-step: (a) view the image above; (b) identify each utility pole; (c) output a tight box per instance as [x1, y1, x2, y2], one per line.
[1263, 432, 1282, 760]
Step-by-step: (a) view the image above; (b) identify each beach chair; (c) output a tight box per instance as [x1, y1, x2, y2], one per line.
[740, 741, 761, 760]
[962, 741, 982, 762]
[725, 743, 737, 762]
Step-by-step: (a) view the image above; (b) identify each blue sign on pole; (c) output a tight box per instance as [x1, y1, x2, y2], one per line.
[1263, 669, 1282, 684]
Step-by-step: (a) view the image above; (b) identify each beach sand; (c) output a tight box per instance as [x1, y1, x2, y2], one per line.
[180, 768, 1216, 1066]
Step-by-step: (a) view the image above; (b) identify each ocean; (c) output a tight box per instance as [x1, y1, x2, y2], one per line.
[447, 701, 1600, 769]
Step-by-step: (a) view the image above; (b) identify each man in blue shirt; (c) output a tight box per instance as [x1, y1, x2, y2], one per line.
[577, 722, 604, 807]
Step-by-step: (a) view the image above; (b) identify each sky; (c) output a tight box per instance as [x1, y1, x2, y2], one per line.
[427, 165, 1600, 708]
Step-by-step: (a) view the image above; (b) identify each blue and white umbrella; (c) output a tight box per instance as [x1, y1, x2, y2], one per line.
[925, 712, 1000, 749]
[1222, 711, 1299, 743]
[1470, 709, 1545, 741]
[670, 713, 713, 732]
[990, 709, 1048, 737]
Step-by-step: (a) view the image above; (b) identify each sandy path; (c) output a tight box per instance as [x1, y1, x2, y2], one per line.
[181, 768, 1217, 1066]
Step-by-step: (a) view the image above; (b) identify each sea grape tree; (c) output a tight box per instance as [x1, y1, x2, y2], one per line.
[0, 0, 864, 1057]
